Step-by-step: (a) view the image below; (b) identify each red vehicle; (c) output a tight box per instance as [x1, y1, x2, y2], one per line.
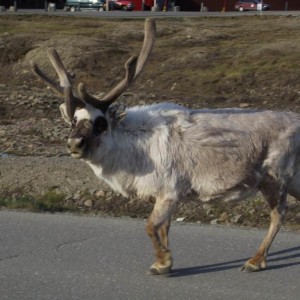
[235, 0, 271, 11]
[144, 0, 154, 9]
[142, 0, 170, 10]
[109, 0, 134, 10]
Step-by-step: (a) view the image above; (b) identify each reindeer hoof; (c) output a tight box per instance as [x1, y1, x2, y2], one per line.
[147, 263, 172, 275]
[147, 258, 173, 275]
[241, 258, 267, 272]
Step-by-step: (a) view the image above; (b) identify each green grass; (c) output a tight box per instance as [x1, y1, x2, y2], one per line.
[0, 191, 76, 212]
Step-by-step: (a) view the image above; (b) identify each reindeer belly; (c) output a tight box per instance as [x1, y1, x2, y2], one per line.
[187, 158, 263, 203]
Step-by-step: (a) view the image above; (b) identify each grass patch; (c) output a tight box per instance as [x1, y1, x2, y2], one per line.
[0, 191, 76, 212]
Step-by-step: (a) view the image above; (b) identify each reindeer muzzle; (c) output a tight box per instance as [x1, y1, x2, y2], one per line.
[67, 137, 86, 159]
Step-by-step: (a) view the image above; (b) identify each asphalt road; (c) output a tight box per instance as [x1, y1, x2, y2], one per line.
[0, 211, 300, 300]
[2, 9, 300, 18]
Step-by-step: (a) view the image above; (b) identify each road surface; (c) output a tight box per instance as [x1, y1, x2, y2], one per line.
[2, 9, 300, 18]
[0, 211, 300, 299]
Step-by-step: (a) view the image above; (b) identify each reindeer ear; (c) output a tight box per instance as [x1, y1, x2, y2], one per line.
[59, 103, 72, 125]
[107, 103, 127, 125]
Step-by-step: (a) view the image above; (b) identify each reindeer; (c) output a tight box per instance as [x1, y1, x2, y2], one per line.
[30, 18, 300, 275]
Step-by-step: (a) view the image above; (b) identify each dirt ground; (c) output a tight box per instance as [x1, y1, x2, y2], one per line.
[1, 14, 300, 230]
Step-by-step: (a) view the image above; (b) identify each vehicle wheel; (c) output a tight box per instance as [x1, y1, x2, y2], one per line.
[239, 6, 244, 11]
[70, 6, 76, 12]
[99, 7, 104, 11]
[121, 6, 127, 11]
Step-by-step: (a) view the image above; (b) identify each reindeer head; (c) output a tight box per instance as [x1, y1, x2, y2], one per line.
[30, 19, 156, 159]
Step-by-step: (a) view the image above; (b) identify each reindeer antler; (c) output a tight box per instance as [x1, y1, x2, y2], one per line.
[30, 18, 156, 119]
[77, 18, 156, 111]
[30, 48, 85, 120]
[100, 18, 156, 104]
[77, 55, 138, 111]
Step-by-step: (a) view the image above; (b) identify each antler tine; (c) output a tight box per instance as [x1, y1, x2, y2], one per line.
[30, 48, 73, 95]
[77, 55, 137, 110]
[89, 55, 138, 109]
[47, 48, 72, 88]
[47, 48, 86, 119]
[31, 48, 84, 121]
[63, 86, 81, 120]
[98, 18, 156, 109]
[134, 18, 156, 80]
[30, 61, 64, 95]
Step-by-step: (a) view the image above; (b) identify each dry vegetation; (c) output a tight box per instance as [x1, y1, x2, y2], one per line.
[1, 14, 300, 229]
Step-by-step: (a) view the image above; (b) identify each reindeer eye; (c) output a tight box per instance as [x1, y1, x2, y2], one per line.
[94, 116, 108, 136]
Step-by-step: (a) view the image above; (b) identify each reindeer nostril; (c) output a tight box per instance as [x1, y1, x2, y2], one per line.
[68, 138, 85, 150]
[77, 138, 85, 149]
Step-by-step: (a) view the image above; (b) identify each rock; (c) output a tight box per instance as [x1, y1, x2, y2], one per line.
[84, 199, 93, 207]
[219, 212, 229, 222]
[240, 103, 250, 108]
[202, 203, 212, 211]
[106, 191, 113, 197]
[210, 219, 219, 225]
[249, 208, 256, 215]
[170, 83, 177, 91]
[73, 192, 81, 200]
[206, 209, 214, 216]
[176, 217, 185, 222]
[95, 190, 105, 197]
[231, 214, 243, 224]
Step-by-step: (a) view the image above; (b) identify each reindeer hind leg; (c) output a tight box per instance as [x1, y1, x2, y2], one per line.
[241, 175, 287, 272]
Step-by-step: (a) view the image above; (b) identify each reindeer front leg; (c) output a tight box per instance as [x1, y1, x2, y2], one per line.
[146, 197, 176, 275]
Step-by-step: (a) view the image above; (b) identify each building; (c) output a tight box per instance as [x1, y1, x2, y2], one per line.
[176, 0, 300, 11]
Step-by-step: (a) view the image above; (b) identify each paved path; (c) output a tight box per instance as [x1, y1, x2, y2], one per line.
[2, 9, 300, 19]
[0, 211, 300, 299]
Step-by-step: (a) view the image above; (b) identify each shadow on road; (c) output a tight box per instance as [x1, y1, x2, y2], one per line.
[169, 246, 300, 277]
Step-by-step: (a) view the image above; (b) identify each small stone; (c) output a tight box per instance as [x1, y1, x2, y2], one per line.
[231, 214, 243, 224]
[219, 212, 229, 222]
[106, 191, 113, 197]
[240, 103, 250, 108]
[171, 83, 177, 91]
[176, 217, 185, 222]
[210, 219, 219, 225]
[205, 208, 213, 216]
[95, 190, 105, 197]
[202, 203, 212, 211]
[73, 192, 81, 200]
[249, 208, 256, 215]
[84, 199, 93, 207]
